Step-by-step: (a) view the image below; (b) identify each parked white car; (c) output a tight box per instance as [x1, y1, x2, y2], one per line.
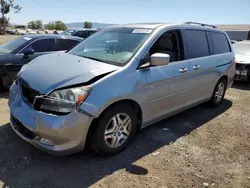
[15, 29, 26, 35]
[234, 41, 250, 82]
[37, 30, 46, 34]
[26, 29, 37, 35]
[45, 30, 54, 34]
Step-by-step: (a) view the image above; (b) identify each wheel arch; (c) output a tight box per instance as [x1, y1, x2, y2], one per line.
[86, 99, 143, 145]
[219, 74, 228, 86]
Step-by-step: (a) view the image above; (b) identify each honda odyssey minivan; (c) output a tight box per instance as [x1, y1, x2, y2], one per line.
[8, 22, 235, 156]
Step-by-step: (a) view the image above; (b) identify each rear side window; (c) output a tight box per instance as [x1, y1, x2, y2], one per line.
[29, 39, 56, 52]
[210, 32, 231, 54]
[185, 30, 209, 59]
[55, 39, 80, 51]
[88, 31, 97, 36]
[73, 31, 87, 38]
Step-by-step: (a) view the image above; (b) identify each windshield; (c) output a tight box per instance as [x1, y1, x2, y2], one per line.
[61, 29, 76, 36]
[0, 37, 30, 53]
[68, 27, 152, 66]
[233, 42, 250, 55]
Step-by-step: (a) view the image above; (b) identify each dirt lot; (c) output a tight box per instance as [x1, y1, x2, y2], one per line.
[0, 84, 249, 188]
[0, 35, 18, 45]
[0, 35, 250, 188]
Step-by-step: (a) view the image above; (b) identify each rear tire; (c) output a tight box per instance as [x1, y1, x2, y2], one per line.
[209, 78, 227, 107]
[90, 104, 137, 156]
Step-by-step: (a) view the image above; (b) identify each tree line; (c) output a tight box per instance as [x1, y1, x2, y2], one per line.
[28, 20, 93, 30]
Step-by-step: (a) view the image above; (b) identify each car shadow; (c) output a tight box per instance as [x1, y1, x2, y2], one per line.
[0, 99, 232, 188]
[232, 81, 250, 90]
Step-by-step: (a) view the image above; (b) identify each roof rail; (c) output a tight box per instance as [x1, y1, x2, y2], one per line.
[184, 22, 217, 28]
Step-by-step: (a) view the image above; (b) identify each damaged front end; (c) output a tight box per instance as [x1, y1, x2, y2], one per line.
[33, 86, 92, 116]
[17, 71, 113, 117]
[235, 63, 250, 81]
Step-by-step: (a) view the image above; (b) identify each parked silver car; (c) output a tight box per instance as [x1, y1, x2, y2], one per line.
[8, 22, 235, 156]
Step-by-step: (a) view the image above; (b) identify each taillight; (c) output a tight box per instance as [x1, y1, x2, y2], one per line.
[233, 58, 236, 64]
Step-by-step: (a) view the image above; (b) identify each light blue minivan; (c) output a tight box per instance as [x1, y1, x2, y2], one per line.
[8, 22, 235, 156]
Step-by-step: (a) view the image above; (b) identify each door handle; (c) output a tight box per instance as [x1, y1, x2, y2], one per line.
[193, 65, 200, 70]
[179, 68, 188, 73]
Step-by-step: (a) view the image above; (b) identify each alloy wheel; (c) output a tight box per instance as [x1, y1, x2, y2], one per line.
[215, 82, 225, 103]
[104, 113, 131, 148]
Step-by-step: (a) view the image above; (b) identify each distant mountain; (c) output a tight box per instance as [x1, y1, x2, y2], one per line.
[66, 22, 115, 29]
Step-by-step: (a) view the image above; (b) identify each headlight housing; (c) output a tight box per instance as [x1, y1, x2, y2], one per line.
[39, 86, 91, 114]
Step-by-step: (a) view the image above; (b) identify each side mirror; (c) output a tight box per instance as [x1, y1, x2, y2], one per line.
[150, 53, 170, 66]
[23, 48, 35, 58]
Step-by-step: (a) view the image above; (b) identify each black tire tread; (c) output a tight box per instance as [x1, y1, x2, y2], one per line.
[209, 78, 227, 108]
[89, 103, 137, 156]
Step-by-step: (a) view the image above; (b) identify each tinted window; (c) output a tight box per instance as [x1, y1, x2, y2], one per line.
[88, 31, 97, 36]
[73, 31, 87, 38]
[55, 39, 80, 51]
[185, 30, 209, 59]
[210, 32, 231, 54]
[149, 30, 182, 62]
[29, 39, 56, 52]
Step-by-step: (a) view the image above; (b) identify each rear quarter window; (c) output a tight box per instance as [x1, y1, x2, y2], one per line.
[29, 39, 56, 52]
[184, 30, 210, 59]
[55, 39, 80, 51]
[73, 31, 87, 38]
[210, 32, 231, 54]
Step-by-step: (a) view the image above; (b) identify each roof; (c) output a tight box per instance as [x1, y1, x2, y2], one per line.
[108, 23, 166, 29]
[22, 34, 82, 41]
[107, 22, 223, 31]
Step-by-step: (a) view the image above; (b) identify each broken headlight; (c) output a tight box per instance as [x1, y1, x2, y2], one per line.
[39, 86, 92, 114]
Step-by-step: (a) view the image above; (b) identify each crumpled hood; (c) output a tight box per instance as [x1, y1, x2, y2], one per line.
[235, 53, 250, 64]
[18, 53, 119, 94]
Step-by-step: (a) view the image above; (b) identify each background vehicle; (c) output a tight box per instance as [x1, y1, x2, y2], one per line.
[233, 40, 250, 82]
[61, 28, 99, 39]
[5, 27, 16, 35]
[0, 34, 82, 90]
[25, 29, 37, 35]
[8, 22, 235, 156]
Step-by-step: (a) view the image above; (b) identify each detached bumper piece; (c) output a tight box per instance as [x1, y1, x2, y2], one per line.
[235, 64, 250, 81]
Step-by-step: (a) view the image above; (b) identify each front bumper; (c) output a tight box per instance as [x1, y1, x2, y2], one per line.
[8, 82, 94, 155]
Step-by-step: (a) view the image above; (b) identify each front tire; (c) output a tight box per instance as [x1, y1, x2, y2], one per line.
[90, 104, 137, 156]
[209, 78, 227, 107]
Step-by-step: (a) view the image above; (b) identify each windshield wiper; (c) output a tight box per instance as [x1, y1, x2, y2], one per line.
[75, 55, 121, 67]
[81, 56, 104, 62]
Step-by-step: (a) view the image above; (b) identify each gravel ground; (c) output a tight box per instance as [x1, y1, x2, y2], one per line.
[0, 35, 18, 45]
[0, 83, 250, 188]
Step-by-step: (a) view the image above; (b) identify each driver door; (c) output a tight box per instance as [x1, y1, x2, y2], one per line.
[141, 30, 191, 124]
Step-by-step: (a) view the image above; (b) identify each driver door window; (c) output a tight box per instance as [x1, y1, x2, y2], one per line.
[74, 31, 87, 38]
[149, 30, 183, 62]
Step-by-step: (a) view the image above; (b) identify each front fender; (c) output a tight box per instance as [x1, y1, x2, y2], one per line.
[78, 62, 147, 119]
